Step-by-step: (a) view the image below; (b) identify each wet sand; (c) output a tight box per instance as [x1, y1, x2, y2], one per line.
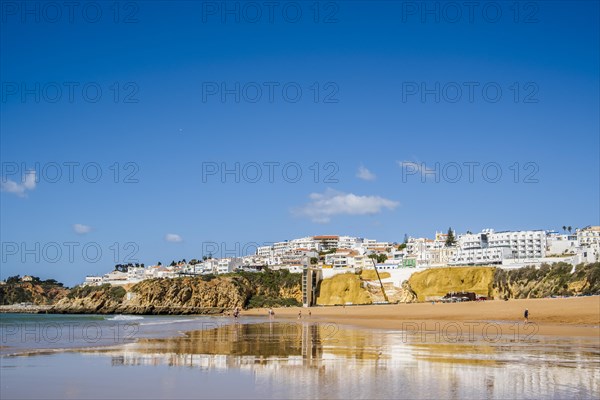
[243, 296, 600, 338]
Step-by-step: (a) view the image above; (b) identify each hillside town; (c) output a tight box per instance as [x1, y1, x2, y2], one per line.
[82, 226, 600, 287]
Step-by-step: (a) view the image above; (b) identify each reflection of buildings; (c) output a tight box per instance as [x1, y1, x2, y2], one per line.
[95, 324, 599, 399]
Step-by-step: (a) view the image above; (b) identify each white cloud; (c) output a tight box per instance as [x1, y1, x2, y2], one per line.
[294, 189, 399, 223]
[73, 224, 92, 234]
[165, 233, 183, 243]
[356, 165, 376, 181]
[1, 171, 37, 197]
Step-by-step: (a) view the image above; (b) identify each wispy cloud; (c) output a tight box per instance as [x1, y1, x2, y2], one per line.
[1, 171, 37, 197]
[293, 189, 399, 223]
[165, 233, 183, 243]
[73, 224, 92, 234]
[356, 165, 376, 181]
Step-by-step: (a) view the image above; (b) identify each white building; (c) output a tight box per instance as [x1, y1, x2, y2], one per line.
[84, 275, 103, 286]
[273, 241, 291, 255]
[428, 247, 457, 266]
[289, 237, 320, 251]
[323, 248, 374, 270]
[371, 260, 403, 270]
[486, 229, 547, 259]
[313, 235, 340, 251]
[127, 266, 146, 283]
[451, 229, 547, 264]
[337, 236, 361, 249]
[216, 258, 243, 274]
[578, 226, 600, 246]
[450, 247, 513, 265]
[103, 270, 129, 285]
[406, 236, 445, 265]
[546, 233, 579, 256]
[257, 245, 274, 257]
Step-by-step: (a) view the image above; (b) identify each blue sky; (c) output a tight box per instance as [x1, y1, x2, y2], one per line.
[1, 1, 599, 286]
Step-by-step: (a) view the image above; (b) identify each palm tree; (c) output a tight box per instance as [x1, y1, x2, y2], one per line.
[567, 226, 572, 234]
[562, 225, 567, 233]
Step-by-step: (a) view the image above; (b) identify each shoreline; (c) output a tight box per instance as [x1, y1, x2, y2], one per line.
[2, 296, 598, 339]
[1, 297, 598, 359]
[0, 305, 53, 314]
[242, 296, 600, 339]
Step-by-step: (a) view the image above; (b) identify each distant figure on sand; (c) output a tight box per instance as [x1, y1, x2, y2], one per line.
[524, 309, 529, 324]
[298, 310, 302, 319]
[268, 308, 274, 319]
[308, 310, 311, 317]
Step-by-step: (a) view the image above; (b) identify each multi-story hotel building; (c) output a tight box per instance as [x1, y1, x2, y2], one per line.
[577, 226, 600, 246]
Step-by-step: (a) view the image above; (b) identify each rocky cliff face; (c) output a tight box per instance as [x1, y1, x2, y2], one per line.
[315, 262, 600, 306]
[0, 281, 68, 306]
[316, 272, 418, 305]
[493, 262, 600, 299]
[51, 270, 303, 314]
[32, 262, 600, 314]
[404, 262, 600, 300]
[316, 273, 372, 305]
[408, 267, 496, 301]
[52, 277, 249, 314]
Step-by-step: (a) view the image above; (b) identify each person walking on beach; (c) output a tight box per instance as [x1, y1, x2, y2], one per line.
[298, 310, 302, 319]
[524, 309, 529, 324]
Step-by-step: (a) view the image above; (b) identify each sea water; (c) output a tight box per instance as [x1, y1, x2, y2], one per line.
[1, 316, 599, 399]
[0, 313, 232, 356]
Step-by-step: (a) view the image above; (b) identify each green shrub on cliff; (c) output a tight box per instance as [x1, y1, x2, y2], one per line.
[0, 277, 67, 305]
[229, 268, 302, 308]
[493, 262, 600, 298]
[0, 285, 33, 305]
[231, 268, 300, 291]
[108, 286, 126, 301]
[67, 283, 125, 300]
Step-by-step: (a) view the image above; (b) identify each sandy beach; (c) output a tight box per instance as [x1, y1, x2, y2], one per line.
[243, 296, 600, 338]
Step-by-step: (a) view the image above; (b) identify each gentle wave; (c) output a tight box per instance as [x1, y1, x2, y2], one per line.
[105, 315, 145, 321]
[138, 319, 197, 326]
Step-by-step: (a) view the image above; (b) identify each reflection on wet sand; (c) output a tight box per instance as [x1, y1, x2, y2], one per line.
[111, 322, 389, 365]
[80, 321, 600, 399]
